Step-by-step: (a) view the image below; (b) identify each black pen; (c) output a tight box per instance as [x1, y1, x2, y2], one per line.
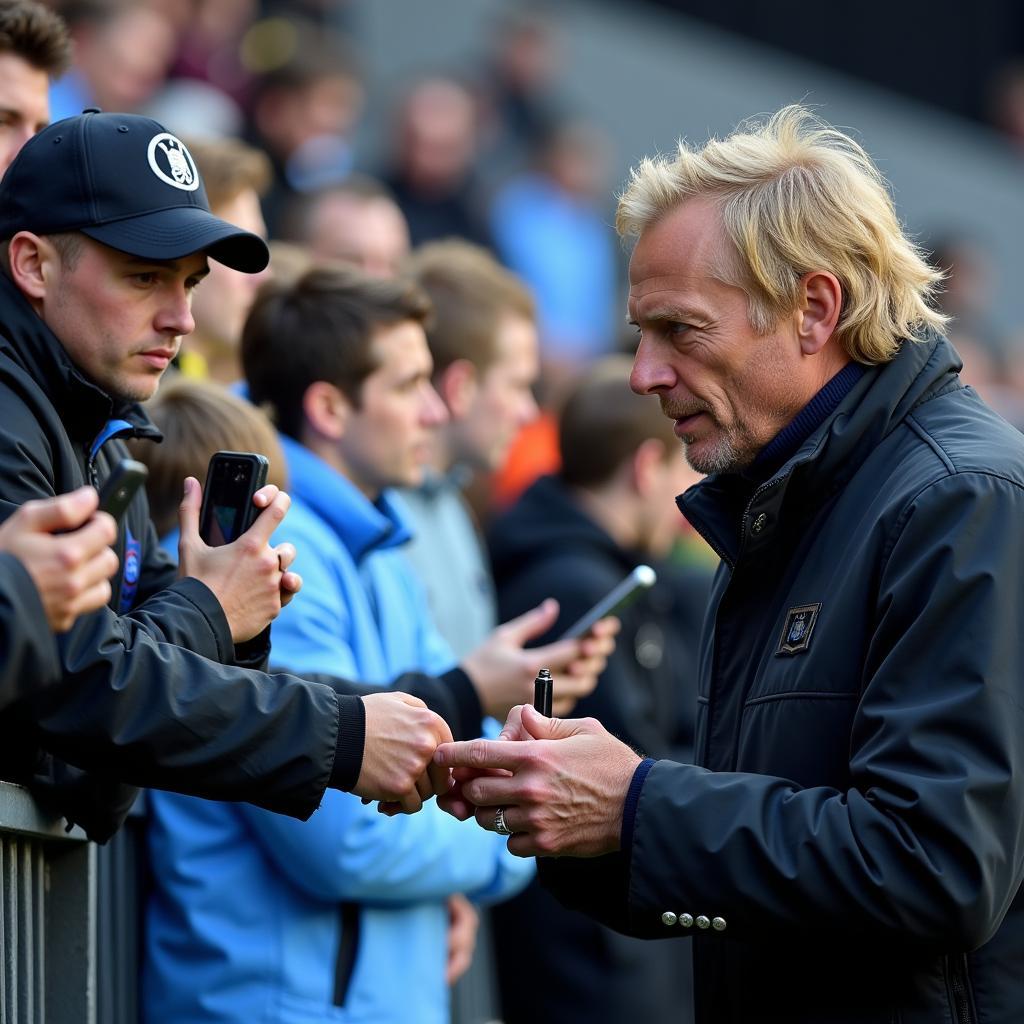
[533, 667, 553, 717]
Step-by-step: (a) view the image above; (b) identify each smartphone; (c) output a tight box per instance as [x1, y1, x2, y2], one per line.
[198, 451, 269, 547]
[97, 458, 149, 524]
[560, 564, 658, 639]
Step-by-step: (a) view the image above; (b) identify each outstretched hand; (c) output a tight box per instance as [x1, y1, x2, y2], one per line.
[355, 691, 454, 814]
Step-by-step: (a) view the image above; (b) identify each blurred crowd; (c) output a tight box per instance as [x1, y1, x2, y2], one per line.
[9, 1, 1024, 1023]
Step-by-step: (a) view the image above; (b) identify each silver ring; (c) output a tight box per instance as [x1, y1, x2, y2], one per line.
[494, 807, 512, 836]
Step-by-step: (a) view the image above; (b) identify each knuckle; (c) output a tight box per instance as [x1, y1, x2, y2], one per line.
[518, 781, 545, 805]
[533, 832, 557, 856]
[466, 739, 491, 769]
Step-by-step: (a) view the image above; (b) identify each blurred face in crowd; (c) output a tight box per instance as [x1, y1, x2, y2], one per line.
[628, 198, 807, 474]
[77, 6, 177, 113]
[0, 52, 49, 175]
[338, 320, 448, 498]
[637, 446, 701, 558]
[190, 187, 269, 356]
[24, 234, 207, 402]
[308, 193, 410, 278]
[398, 79, 477, 190]
[452, 313, 539, 472]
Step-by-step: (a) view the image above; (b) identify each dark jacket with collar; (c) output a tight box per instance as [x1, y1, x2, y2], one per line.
[542, 333, 1024, 1024]
[0, 271, 367, 840]
[488, 473, 711, 1024]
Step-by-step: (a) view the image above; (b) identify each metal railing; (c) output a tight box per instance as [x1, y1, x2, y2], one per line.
[0, 780, 95, 1024]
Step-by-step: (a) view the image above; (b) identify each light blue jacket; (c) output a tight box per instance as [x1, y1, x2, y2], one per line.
[144, 438, 532, 1023]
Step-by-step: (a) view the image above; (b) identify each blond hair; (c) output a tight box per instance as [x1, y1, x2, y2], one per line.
[617, 105, 946, 364]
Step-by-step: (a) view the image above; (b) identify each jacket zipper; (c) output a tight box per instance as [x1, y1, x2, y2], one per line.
[946, 953, 975, 1024]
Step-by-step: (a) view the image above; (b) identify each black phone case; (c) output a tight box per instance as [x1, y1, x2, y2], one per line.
[97, 459, 149, 524]
[198, 451, 270, 547]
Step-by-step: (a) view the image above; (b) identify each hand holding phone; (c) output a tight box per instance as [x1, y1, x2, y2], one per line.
[177, 451, 298, 643]
[198, 451, 269, 547]
[560, 565, 657, 639]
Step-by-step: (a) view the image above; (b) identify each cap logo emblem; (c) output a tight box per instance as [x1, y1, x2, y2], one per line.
[147, 133, 199, 191]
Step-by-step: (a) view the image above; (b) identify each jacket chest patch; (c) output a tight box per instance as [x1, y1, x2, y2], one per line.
[776, 603, 821, 655]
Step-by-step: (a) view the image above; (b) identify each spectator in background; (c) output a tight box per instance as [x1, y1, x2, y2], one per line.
[288, 175, 410, 278]
[402, 239, 539, 658]
[490, 117, 619, 379]
[177, 135, 271, 384]
[0, 0, 71, 175]
[0, 487, 119, 709]
[143, 269, 552, 1024]
[49, 0, 177, 122]
[488, 356, 709, 1024]
[476, 6, 563, 183]
[929, 233, 1024, 427]
[381, 75, 492, 249]
[245, 18, 362, 235]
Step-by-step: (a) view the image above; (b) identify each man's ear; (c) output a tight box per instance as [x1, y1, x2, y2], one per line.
[302, 380, 351, 441]
[797, 271, 842, 356]
[8, 232, 56, 303]
[631, 437, 668, 498]
[436, 358, 478, 420]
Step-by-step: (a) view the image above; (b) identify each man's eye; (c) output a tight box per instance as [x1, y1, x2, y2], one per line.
[133, 272, 157, 285]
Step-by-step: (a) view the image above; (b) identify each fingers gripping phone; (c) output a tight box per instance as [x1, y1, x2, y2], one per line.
[97, 458, 149, 524]
[198, 451, 269, 547]
[560, 564, 658, 639]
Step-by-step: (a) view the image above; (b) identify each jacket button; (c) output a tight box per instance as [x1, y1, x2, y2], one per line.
[712, 917, 727, 931]
[679, 913, 694, 928]
[696, 915, 711, 929]
[751, 513, 767, 534]
[661, 911, 678, 926]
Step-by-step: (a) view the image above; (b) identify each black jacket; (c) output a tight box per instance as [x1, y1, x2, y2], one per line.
[489, 474, 711, 1024]
[0, 553, 61, 710]
[542, 334, 1024, 1024]
[0, 272, 481, 841]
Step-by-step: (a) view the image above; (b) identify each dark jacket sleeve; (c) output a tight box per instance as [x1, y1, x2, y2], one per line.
[128, 513, 272, 671]
[295, 665, 483, 742]
[12, 602, 365, 822]
[547, 474, 1024, 949]
[0, 553, 62, 710]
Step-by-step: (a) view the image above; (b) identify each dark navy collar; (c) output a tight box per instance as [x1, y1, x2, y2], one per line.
[747, 362, 866, 481]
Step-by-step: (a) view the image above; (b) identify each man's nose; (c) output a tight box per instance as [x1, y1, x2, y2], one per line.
[421, 383, 449, 426]
[156, 287, 195, 337]
[630, 336, 675, 395]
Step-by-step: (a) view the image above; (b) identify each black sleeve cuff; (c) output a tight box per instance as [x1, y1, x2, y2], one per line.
[234, 625, 271, 670]
[328, 694, 365, 791]
[440, 666, 484, 741]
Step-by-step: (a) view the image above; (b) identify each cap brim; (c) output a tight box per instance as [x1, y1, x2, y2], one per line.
[81, 205, 269, 273]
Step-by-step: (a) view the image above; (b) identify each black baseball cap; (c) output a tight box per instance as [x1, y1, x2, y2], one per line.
[0, 110, 269, 273]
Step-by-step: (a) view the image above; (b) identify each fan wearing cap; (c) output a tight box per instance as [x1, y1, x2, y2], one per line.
[0, 111, 459, 840]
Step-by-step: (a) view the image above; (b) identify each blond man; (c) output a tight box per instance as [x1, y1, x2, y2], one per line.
[438, 106, 1024, 1024]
